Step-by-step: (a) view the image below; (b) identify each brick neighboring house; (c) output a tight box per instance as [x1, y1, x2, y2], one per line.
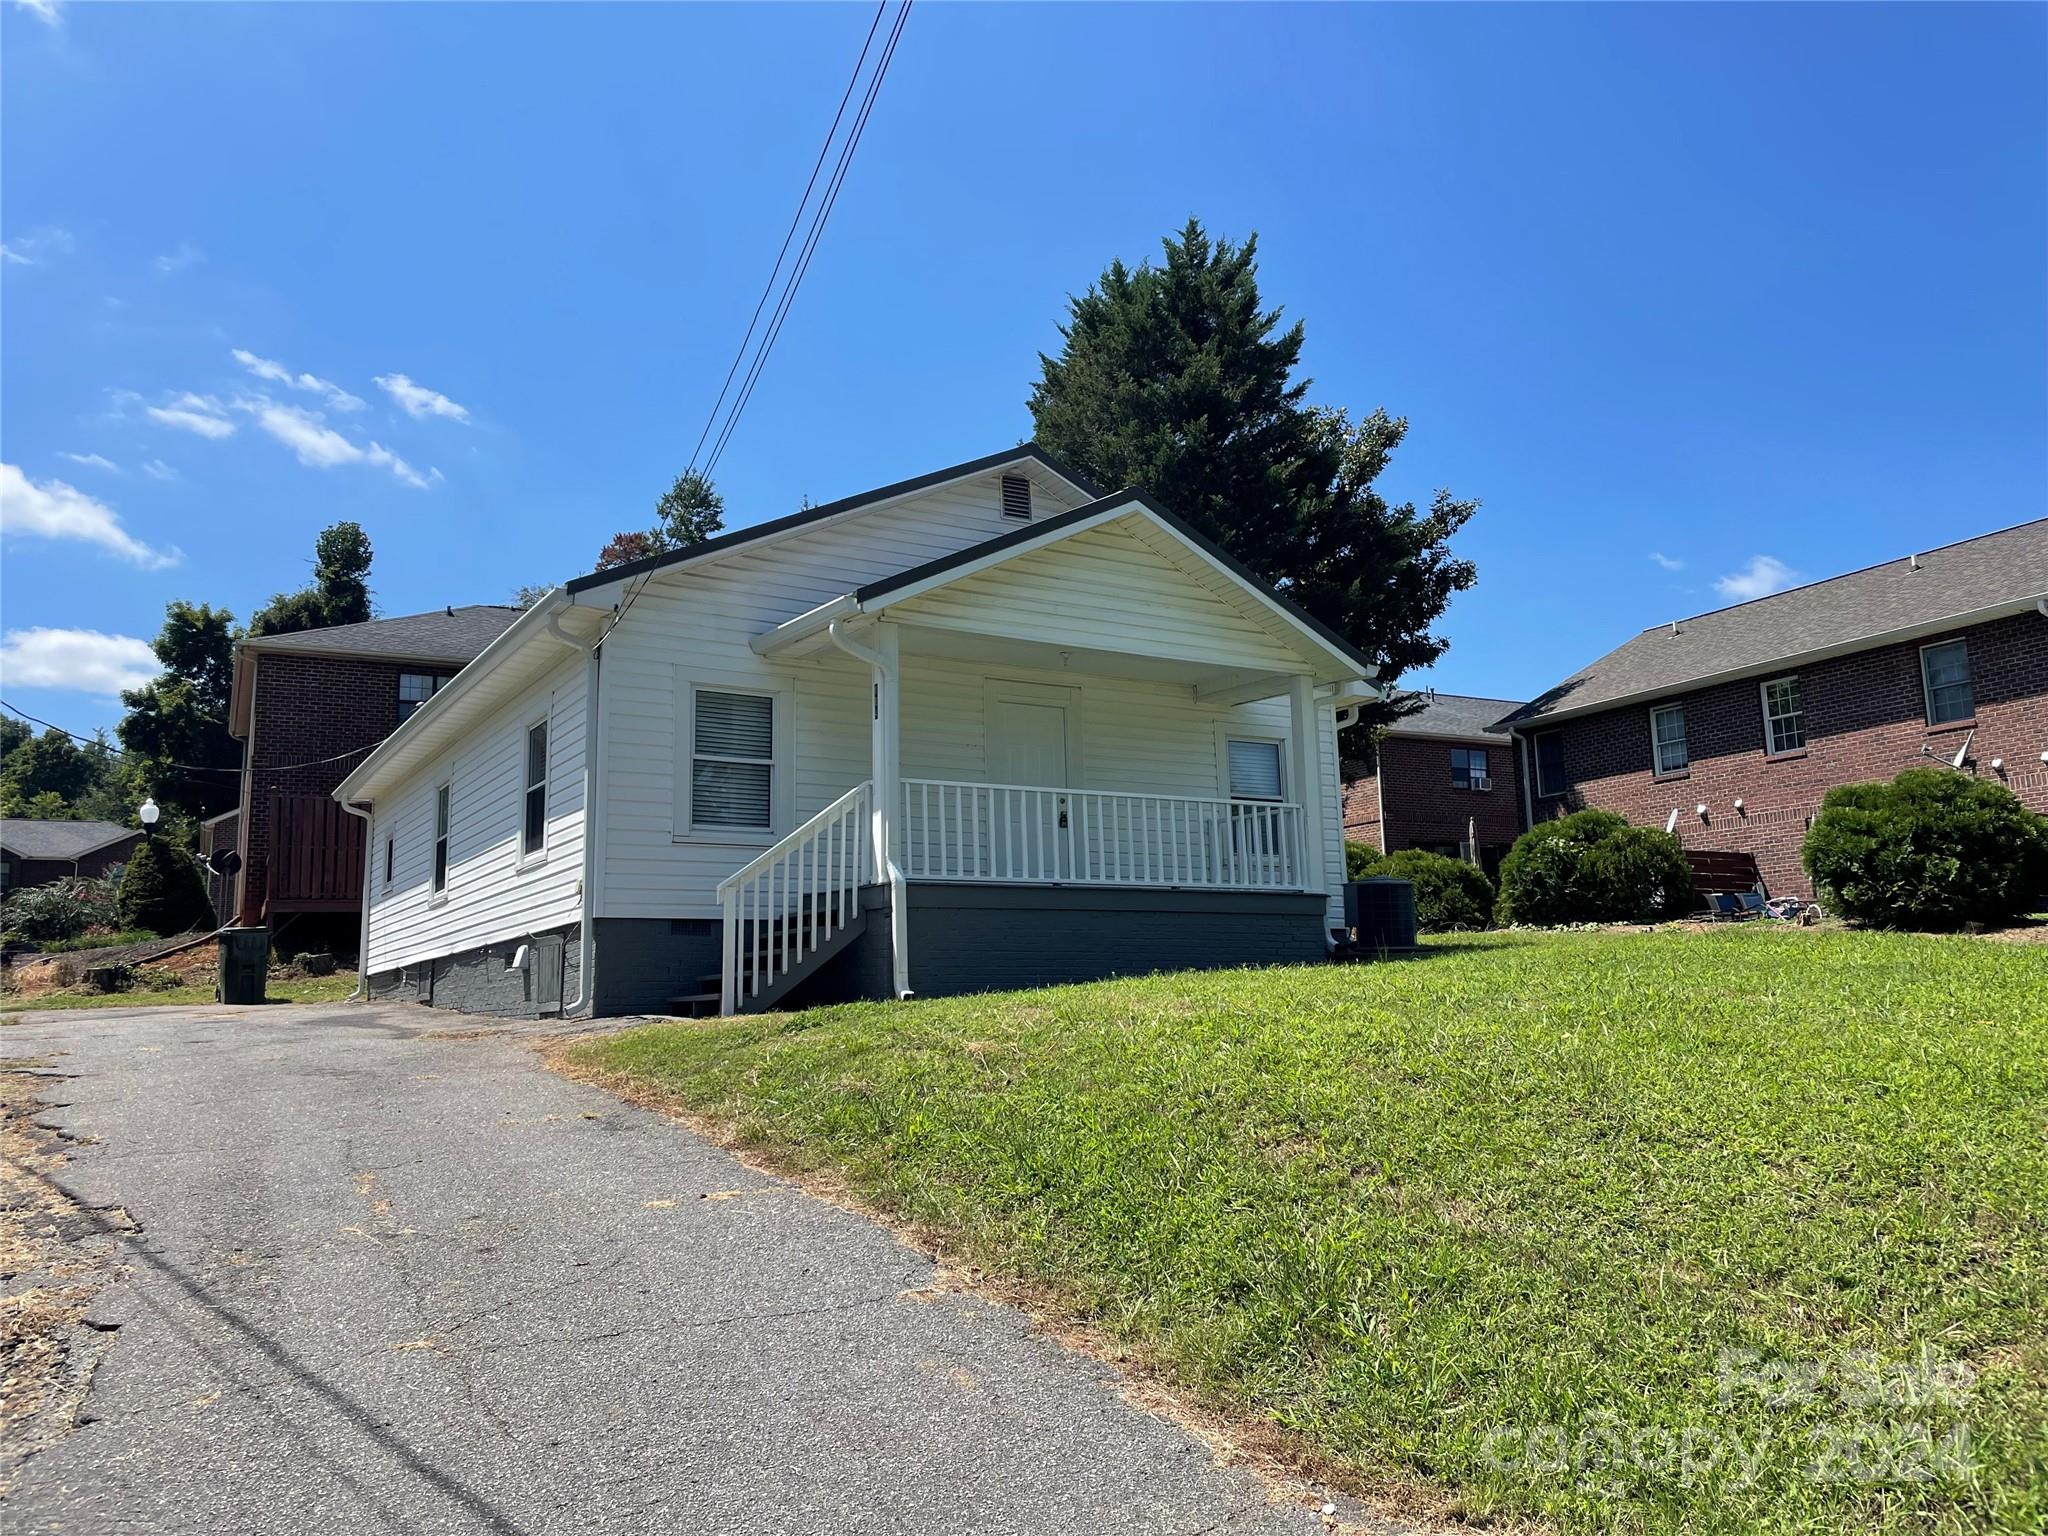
[1499, 520, 2048, 900]
[1341, 692, 1526, 877]
[226, 606, 522, 939]
[0, 819, 145, 894]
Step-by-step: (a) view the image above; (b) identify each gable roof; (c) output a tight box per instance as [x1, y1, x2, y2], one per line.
[1383, 692, 1525, 740]
[1504, 519, 2048, 728]
[1, 819, 141, 861]
[240, 605, 523, 664]
[754, 488, 1379, 682]
[564, 443, 1103, 597]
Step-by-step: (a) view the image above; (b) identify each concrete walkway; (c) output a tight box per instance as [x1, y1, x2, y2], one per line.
[2, 1002, 1363, 1535]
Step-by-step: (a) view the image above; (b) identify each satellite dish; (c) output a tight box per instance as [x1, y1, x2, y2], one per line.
[207, 848, 242, 877]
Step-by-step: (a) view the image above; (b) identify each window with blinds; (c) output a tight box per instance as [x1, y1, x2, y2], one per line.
[692, 689, 774, 830]
[1227, 738, 1284, 801]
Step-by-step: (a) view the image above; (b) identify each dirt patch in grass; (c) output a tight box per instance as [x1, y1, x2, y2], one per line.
[0, 1060, 132, 1491]
[548, 1042, 1505, 1536]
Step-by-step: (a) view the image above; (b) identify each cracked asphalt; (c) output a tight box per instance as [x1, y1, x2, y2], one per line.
[2, 1002, 1351, 1535]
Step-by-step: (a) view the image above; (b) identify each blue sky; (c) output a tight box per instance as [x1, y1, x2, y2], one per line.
[4, 2, 2043, 735]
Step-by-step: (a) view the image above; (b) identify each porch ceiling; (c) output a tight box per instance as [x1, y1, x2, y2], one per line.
[891, 622, 1287, 693]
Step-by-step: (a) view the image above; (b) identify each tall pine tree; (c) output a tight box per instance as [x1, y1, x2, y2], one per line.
[1029, 220, 1477, 734]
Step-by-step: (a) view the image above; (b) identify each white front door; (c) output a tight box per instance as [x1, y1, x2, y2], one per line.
[989, 692, 1073, 879]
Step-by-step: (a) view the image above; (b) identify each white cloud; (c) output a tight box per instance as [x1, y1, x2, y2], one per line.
[1648, 551, 1684, 572]
[58, 452, 121, 474]
[0, 463, 182, 569]
[1, 226, 73, 266]
[146, 392, 235, 439]
[0, 628, 160, 697]
[154, 241, 204, 275]
[1714, 554, 1801, 602]
[11, 1, 60, 28]
[141, 459, 177, 481]
[230, 348, 365, 411]
[375, 372, 470, 423]
[248, 401, 435, 489]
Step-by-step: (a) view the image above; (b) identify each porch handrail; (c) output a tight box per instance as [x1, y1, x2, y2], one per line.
[899, 777, 1307, 891]
[717, 781, 870, 1015]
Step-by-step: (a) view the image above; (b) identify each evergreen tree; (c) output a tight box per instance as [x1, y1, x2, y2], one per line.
[595, 472, 725, 571]
[249, 521, 375, 637]
[1029, 220, 1478, 733]
[117, 835, 214, 935]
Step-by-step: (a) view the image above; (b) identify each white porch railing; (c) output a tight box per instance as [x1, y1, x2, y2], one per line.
[898, 778, 1308, 890]
[716, 782, 870, 1015]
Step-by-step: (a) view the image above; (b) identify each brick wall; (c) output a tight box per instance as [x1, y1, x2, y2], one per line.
[1523, 612, 2048, 898]
[239, 653, 434, 923]
[1341, 735, 1523, 870]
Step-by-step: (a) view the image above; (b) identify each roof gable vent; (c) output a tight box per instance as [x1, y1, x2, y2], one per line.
[1000, 473, 1033, 520]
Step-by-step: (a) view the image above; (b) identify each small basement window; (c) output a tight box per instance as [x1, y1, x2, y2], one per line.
[692, 689, 774, 830]
[1000, 473, 1033, 520]
[433, 783, 451, 893]
[522, 719, 549, 856]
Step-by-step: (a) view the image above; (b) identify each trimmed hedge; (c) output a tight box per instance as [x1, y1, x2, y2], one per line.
[1802, 767, 2048, 930]
[1361, 848, 1495, 932]
[1497, 810, 1694, 926]
[116, 836, 214, 937]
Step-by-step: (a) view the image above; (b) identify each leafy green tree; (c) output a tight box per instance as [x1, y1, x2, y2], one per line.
[595, 471, 726, 571]
[0, 727, 99, 810]
[1029, 219, 1478, 734]
[117, 601, 240, 822]
[249, 521, 375, 637]
[0, 717, 30, 759]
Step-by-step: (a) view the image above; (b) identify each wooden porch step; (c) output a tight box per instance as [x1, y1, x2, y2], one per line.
[663, 990, 722, 1018]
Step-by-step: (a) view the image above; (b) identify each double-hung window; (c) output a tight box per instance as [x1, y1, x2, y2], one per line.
[1226, 737, 1285, 801]
[691, 689, 775, 832]
[1451, 746, 1490, 789]
[432, 783, 451, 893]
[1920, 640, 1973, 726]
[522, 720, 549, 857]
[1760, 675, 1806, 756]
[1650, 703, 1689, 777]
[398, 672, 452, 722]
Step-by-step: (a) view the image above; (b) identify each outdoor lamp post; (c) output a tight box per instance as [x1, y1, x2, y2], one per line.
[138, 797, 160, 839]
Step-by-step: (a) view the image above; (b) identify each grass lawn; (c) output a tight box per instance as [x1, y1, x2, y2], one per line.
[0, 972, 359, 1015]
[569, 927, 2046, 1535]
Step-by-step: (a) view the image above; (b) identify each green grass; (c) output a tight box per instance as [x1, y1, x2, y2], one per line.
[570, 927, 2047, 1534]
[25, 929, 164, 954]
[0, 972, 358, 1014]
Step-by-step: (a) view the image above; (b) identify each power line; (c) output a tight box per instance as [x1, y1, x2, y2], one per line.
[1, 699, 375, 780]
[682, 0, 891, 477]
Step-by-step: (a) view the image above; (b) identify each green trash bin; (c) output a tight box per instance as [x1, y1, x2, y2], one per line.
[217, 927, 269, 1004]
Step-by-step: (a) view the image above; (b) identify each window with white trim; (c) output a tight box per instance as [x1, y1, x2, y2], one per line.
[1920, 640, 1973, 726]
[384, 836, 394, 885]
[1533, 731, 1567, 797]
[1760, 675, 1806, 756]
[1226, 738, 1285, 801]
[432, 783, 451, 893]
[522, 719, 549, 857]
[1650, 703, 1689, 777]
[691, 689, 774, 830]
[397, 672, 453, 722]
[1451, 746, 1490, 789]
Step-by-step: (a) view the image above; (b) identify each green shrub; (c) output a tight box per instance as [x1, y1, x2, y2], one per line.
[1802, 767, 2048, 930]
[1360, 848, 1495, 931]
[116, 837, 215, 937]
[1497, 809, 1694, 925]
[1, 875, 123, 943]
[1344, 840, 1378, 880]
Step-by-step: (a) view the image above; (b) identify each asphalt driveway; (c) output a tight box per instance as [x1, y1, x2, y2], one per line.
[1, 1001, 1361, 1535]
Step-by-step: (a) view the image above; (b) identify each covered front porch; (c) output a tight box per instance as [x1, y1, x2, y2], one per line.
[709, 494, 1378, 1013]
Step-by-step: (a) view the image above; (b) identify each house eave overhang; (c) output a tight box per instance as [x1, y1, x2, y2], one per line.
[1503, 594, 2048, 732]
[750, 490, 1379, 686]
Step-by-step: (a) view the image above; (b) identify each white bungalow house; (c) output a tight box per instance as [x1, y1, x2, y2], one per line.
[333, 446, 1382, 1017]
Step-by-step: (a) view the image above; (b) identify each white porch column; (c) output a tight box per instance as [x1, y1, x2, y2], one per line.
[869, 622, 901, 881]
[1287, 673, 1325, 894]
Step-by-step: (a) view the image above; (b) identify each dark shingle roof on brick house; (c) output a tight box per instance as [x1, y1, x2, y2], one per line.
[240, 605, 522, 665]
[1502, 519, 2048, 727]
[1383, 692, 1525, 739]
[1, 819, 139, 860]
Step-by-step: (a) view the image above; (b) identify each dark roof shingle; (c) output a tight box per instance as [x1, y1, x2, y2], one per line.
[1, 819, 140, 860]
[1504, 520, 2048, 726]
[241, 606, 522, 664]
[1383, 692, 1525, 739]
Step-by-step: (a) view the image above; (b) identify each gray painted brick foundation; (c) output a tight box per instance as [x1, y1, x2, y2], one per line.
[590, 917, 722, 1017]
[368, 922, 582, 1018]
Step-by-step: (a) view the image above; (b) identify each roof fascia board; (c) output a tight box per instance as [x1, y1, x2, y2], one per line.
[1510, 595, 2045, 730]
[566, 445, 1102, 602]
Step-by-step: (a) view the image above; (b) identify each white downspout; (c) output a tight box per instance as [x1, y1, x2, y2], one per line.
[827, 618, 912, 1000]
[1514, 729, 1535, 833]
[544, 604, 600, 1016]
[341, 801, 374, 1001]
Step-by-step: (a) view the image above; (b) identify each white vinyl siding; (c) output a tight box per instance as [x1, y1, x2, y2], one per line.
[1650, 703, 1689, 777]
[1919, 640, 1973, 726]
[362, 651, 588, 974]
[1760, 675, 1806, 756]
